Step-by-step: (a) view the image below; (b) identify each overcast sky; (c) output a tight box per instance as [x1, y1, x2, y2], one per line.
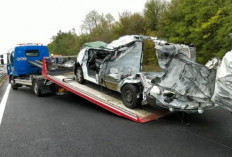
[0, 0, 149, 54]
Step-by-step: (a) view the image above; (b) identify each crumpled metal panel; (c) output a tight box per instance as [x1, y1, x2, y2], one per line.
[155, 44, 196, 70]
[105, 41, 142, 79]
[107, 35, 140, 49]
[147, 43, 218, 112]
[212, 51, 232, 111]
[102, 41, 143, 91]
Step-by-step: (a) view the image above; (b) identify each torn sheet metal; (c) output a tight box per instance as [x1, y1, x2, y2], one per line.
[145, 42, 218, 113]
[105, 41, 142, 82]
[106, 35, 141, 49]
[212, 51, 232, 112]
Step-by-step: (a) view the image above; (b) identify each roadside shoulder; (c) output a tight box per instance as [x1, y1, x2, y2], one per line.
[0, 78, 8, 103]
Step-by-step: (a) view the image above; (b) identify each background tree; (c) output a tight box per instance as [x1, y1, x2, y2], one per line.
[144, 0, 168, 33]
[81, 10, 103, 33]
[47, 30, 80, 55]
[158, 0, 232, 63]
[105, 13, 115, 24]
[88, 13, 115, 42]
[113, 12, 147, 37]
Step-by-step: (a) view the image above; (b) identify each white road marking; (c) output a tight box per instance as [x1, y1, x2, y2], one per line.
[0, 84, 11, 125]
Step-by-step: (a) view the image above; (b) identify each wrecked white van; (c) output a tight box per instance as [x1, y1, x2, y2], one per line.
[74, 35, 230, 114]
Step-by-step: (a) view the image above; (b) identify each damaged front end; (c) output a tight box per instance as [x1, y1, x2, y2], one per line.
[142, 41, 219, 113]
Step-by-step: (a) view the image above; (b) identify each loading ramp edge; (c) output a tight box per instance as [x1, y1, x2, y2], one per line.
[44, 73, 170, 123]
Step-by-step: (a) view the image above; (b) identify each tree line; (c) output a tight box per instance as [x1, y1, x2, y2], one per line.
[47, 0, 232, 63]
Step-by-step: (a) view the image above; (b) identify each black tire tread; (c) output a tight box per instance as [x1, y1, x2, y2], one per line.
[11, 77, 18, 90]
[32, 80, 42, 96]
[75, 66, 85, 84]
[121, 84, 141, 109]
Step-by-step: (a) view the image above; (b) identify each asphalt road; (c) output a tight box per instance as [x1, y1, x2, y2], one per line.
[0, 82, 232, 157]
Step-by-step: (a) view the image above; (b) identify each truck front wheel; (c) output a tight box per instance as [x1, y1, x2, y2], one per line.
[11, 83, 18, 90]
[121, 84, 141, 109]
[10, 77, 18, 90]
[33, 80, 41, 96]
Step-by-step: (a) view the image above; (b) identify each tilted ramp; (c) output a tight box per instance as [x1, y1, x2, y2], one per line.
[27, 60, 43, 69]
[44, 72, 169, 123]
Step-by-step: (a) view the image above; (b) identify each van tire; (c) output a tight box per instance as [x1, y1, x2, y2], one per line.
[121, 84, 141, 109]
[75, 66, 85, 84]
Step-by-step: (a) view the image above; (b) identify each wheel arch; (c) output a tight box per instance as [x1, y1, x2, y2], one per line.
[119, 79, 142, 93]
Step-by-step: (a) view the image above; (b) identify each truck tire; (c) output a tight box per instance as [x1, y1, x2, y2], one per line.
[75, 66, 85, 84]
[32, 80, 41, 96]
[11, 82, 18, 90]
[121, 84, 141, 109]
[11, 77, 18, 90]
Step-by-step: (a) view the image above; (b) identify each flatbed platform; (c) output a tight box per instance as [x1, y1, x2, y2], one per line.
[42, 59, 169, 123]
[46, 73, 169, 123]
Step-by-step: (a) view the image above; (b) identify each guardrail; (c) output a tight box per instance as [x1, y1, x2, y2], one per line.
[0, 73, 6, 87]
[0, 66, 7, 82]
[0, 66, 7, 81]
[0, 73, 5, 80]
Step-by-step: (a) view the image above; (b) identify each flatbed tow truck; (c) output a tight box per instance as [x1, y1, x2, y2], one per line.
[7, 44, 169, 123]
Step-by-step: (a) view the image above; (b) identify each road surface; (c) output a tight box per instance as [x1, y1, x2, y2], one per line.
[0, 81, 232, 157]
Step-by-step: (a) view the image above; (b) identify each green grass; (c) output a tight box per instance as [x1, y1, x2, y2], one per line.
[142, 64, 161, 72]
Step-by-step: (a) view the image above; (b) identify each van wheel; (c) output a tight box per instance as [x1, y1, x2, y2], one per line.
[33, 80, 41, 96]
[75, 66, 85, 84]
[121, 84, 141, 109]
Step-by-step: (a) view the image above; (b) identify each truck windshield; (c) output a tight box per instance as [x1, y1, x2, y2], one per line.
[26, 50, 39, 57]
